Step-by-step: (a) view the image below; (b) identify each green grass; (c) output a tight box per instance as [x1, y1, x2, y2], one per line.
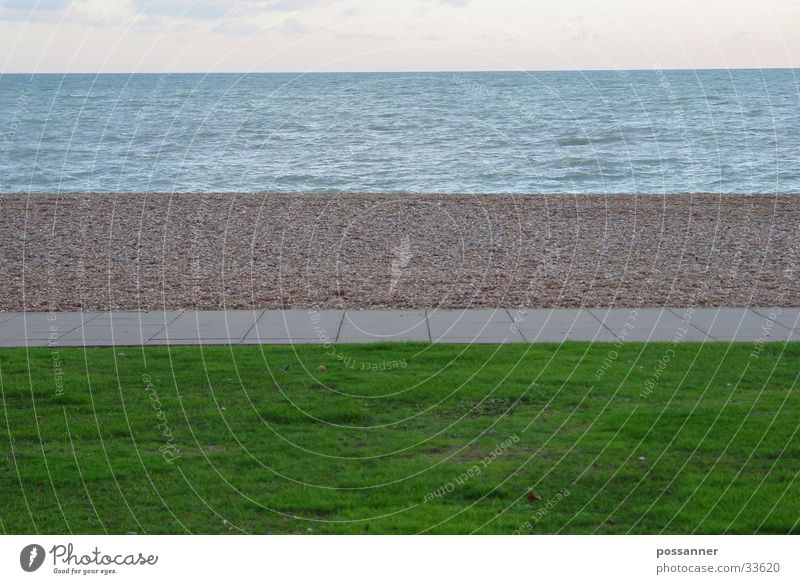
[1, 342, 798, 534]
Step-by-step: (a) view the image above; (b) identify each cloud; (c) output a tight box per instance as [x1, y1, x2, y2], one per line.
[131, 0, 237, 19]
[214, 20, 263, 35]
[216, 16, 308, 36]
[0, 0, 72, 21]
[731, 30, 750, 44]
[0, 0, 140, 24]
[72, 0, 138, 24]
[334, 31, 394, 41]
[257, 0, 328, 11]
[273, 16, 307, 34]
[4, 0, 71, 9]
[0, 0, 339, 24]
[131, 0, 336, 19]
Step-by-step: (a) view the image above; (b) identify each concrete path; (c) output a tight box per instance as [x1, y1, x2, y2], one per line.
[1, 307, 798, 347]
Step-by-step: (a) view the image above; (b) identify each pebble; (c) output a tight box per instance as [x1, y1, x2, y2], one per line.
[2, 193, 797, 311]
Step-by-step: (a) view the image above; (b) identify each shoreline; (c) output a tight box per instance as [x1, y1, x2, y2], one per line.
[3, 191, 800, 197]
[2, 193, 799, 312]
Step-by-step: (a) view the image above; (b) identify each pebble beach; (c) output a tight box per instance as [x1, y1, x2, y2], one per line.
[1, 193, 798, 312]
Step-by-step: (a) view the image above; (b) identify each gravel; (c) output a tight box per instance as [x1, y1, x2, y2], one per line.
[1, 192, 798, 312]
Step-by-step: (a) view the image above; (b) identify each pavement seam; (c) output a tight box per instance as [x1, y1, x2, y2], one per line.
[7, 310, 105, 347]
[424, 309, 432, 343]
[146, 309, 186, 343]
[239, 308, 268, 344]
[748, 307, 795, 332]
[46, 310, 105, 342]
[0, 313, 22, 326]
[587, 307, 620, 340]
[335, 310, 346, 343]
[667, 307, 720, 342]
[505, 308, 528, 342]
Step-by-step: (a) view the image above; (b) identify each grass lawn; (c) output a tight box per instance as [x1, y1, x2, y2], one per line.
[0, 341, 798, 534]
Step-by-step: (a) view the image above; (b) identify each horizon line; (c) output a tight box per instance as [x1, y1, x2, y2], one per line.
[2, 66, 798, 76]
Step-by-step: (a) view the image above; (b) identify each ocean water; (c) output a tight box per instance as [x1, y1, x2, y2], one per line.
[0, 69, 798, 194]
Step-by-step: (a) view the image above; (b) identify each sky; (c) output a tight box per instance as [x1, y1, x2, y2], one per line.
[0, 0, 798, 73]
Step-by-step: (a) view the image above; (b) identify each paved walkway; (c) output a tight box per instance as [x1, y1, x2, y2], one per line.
[1, 307, 798, 347]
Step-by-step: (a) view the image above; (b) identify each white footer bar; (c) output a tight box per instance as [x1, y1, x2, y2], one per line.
[1, 535, 797, 582]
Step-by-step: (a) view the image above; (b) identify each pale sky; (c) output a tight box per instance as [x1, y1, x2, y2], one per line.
[1, 0, 798, 73]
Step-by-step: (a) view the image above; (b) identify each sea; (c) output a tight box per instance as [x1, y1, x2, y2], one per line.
[0, 69, 798, 194]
